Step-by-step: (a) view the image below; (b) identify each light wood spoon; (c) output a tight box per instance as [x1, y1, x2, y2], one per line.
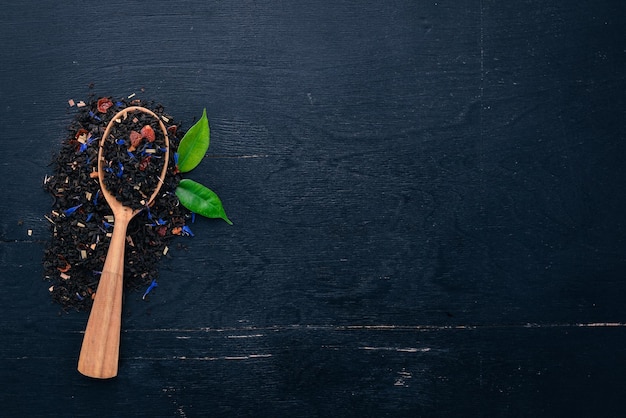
[78, 106, 169, 379]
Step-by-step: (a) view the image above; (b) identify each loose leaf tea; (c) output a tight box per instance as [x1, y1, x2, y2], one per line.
[43, 96, 232, 312]
[43, 96, 190, 311]
[100, 108, 168, 210]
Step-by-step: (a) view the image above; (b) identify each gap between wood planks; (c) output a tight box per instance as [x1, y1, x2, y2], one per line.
[103, 322, 626, 362]
[6, 323, 624, 362]
[115, 322, 626, 333]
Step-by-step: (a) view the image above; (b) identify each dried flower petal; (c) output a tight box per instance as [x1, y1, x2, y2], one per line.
[97, 97, 113, 113]
[141, 125, 156, 142]
[172, 152, 180, 174]
[89, 110, 102, 121]
[142, 279, 158, 300]
[64, 203, 83, 216]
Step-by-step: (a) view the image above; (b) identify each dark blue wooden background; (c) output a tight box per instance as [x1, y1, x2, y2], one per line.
[1, 1, 625, 416]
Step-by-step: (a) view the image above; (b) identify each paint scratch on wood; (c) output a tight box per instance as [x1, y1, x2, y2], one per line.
[227, 334, 264, 339]
[394, 369, 413, 387]
[360, 346, 431, 353]
[207, 154, 270, 159]
[129, 354, 273, 361]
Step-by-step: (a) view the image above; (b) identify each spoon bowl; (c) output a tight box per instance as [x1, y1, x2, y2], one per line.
[78, 106, 169, 379]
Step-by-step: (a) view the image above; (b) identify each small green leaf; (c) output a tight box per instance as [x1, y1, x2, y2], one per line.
[175, 179, 232, 225]
[177, 108, 209, 173]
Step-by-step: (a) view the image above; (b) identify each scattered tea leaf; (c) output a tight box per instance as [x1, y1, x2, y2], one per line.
[175, 179, 232, 225]
[177, 109, 209, 173]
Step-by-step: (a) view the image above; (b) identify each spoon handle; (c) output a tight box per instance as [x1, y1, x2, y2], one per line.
[78, 214, 131, 379]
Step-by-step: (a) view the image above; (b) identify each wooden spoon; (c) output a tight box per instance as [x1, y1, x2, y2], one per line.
[78, 106, 169, 379]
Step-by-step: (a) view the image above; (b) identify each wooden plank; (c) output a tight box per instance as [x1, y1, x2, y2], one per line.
[2, 322, 626, 416]
[0, 0, 625, 416]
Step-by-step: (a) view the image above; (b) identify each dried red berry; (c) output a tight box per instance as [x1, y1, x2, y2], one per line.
[156, 225, 167, 237]
[167, 125, 177, 136]
[139, 156, 152, 171]
[75, 129, 89, 141]
[97, 97, 113, 113]
[141, 125, 156, 142]
[57, 255, 71, 273]
[129, 130, 142, 151]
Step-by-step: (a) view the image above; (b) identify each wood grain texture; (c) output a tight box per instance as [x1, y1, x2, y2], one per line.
[1, 0, 625, 416]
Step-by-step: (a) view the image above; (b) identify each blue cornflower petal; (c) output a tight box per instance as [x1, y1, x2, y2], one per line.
[142, 279, 158, 300]
[89, 111, 102, 122]
[64, 203, 83, 216]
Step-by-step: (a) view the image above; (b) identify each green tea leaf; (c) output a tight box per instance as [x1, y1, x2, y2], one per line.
[175, 179, 233, 225]
[177, 108, 209, 173]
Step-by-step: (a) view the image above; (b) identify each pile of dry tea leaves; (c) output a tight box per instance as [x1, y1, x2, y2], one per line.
[100, 106, 168, 210]
[43, 95, 193, 311]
